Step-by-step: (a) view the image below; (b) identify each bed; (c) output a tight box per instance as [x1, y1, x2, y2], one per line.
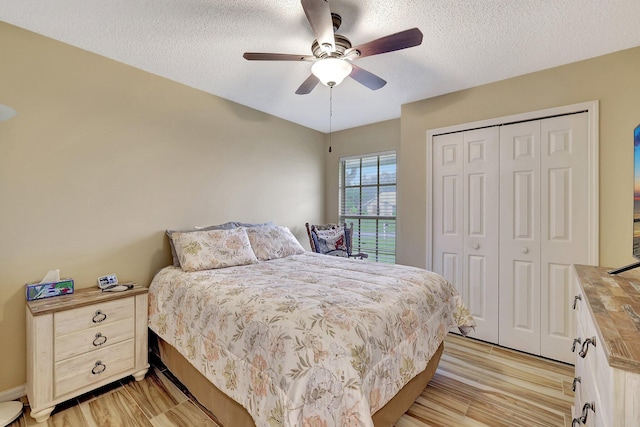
[148, 224, 474, 427]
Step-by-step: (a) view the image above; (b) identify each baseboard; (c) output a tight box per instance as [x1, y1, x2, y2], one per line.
[0, 384, 26, 402]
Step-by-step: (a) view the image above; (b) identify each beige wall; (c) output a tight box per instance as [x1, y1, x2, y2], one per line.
[398, 46, 640, 269]
[0, 23, 324, 392]
[323, 119, 400, 222]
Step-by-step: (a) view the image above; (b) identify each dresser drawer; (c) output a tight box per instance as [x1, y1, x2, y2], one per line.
[55, 297, 134, 336]
[54, 339, 134, 397]
[576, 354, 604, 425]
[577, 308, 613, 420]
[54, 318, 134, 361]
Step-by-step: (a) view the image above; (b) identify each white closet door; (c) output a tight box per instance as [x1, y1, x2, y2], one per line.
[540, 112, 589, 364]
[433, 128, 499, 342]
[433, 133, 463, 295]
[429, 103, 597, 362]
[499, 121, 541, 355]
[462, 128, 500, 343]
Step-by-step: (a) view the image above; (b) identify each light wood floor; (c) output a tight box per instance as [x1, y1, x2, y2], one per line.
[9, 334, 574, 426]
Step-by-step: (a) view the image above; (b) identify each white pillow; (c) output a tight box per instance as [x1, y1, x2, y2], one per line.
[245, 225, 305, 261]
[166, 221, 237, 266]
[172, 227, 258, 272]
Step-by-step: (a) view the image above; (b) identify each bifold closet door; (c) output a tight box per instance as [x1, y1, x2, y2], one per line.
[433, 128, 499, 343]
[432, 133, 463, 298]
[499, 121, 542, 356]
[539, 113, 589, 363]
[498, 113, 589, 363]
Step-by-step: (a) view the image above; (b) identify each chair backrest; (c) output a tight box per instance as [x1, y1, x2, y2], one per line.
[305, 222, 353, 257]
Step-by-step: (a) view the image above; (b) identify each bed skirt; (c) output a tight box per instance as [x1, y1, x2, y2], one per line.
[153, 333, 444, 427]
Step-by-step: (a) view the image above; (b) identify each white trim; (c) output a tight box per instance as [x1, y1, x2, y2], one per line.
[0, 384, 26, 402]
[426, 100, 599, 269]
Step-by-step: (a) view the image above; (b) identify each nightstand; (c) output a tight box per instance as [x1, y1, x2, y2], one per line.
[26, 284, 149, 422]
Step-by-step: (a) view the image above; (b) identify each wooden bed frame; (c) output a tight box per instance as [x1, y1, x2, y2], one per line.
[152, 333, 443, 426]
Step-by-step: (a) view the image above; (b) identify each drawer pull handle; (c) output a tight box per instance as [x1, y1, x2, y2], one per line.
[91, 361, 106, 375]
[92, 310, 107, 323]
[92, 333, 108, 346]
[572, 376, 581, 392]
[571, 338, 582, 353]
[572, 295, 582, 309]
[579, 337, 596, 358]
[579, 401, 595, 424]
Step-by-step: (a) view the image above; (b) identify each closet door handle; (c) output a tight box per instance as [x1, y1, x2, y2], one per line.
[573, 295, 582, 309]
[473, 243, 480, 250]
[521, 247, 529, 254]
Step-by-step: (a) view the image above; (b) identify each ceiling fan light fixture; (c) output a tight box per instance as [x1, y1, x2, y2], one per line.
[311, 57, 352, 87]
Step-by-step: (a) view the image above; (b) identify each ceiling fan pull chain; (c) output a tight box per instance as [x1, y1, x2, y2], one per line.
[329, 86, 333, 153]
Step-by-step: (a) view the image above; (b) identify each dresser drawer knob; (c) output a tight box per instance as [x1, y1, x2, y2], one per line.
[92, 333, 108, 346]
[91, 361, 106, 375]
[92, 310, 107, 323]
[579, 337, 596, 358]
[572, 295, 582, 309]
[571, 338, 582, 353]
[572, 376, 581, 392]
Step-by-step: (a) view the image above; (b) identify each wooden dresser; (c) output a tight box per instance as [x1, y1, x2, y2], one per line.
[572, 265, 640, 426]
[26, 285, 149, 422]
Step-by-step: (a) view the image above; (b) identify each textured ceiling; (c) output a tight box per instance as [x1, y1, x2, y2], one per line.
[2, 0, 640, 132]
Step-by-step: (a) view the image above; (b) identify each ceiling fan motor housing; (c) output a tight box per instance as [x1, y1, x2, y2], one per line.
[312, 33, 352, 58]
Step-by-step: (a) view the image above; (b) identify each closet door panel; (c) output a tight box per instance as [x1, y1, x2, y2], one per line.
[463, 128, 499, 343]
[432, 133, 463, 295]
[499, 121, 541, 355]
[540, 112, 590, 363]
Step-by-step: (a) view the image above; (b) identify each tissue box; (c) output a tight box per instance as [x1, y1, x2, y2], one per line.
[26, 278, 74, 301]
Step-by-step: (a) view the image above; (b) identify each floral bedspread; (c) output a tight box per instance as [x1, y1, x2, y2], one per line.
[148, 252, 475, 427]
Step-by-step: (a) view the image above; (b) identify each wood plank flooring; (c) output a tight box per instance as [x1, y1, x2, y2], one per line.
[8, 334, 574, 426]
[397, 334, 575, 426]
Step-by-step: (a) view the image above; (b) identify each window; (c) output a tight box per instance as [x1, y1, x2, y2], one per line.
[339, 152, 396, 263]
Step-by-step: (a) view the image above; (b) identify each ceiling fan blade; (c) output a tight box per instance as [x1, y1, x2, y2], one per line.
[349, 64, 387, 90]
[301, 0, 335, 53]
[295, 74, 320, 95]
[243, 53, 315, 61]
[346, 28, 423, 59]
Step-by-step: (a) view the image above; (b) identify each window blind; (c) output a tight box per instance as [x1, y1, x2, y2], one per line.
[339, 152, 396, 263]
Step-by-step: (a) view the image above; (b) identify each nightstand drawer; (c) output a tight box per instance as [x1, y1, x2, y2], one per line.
[55, 298, 134, 336]
[55, 319, 134, 361]
[54, 339, 134, 397]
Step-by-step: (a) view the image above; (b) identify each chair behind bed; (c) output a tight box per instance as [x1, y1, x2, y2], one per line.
[305, 222, 368, 259]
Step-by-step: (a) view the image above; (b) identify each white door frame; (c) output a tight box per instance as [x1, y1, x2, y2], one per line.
[426, 100, 599, 270]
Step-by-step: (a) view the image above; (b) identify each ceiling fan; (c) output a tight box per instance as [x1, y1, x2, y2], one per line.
[243, 0, 423, 95]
